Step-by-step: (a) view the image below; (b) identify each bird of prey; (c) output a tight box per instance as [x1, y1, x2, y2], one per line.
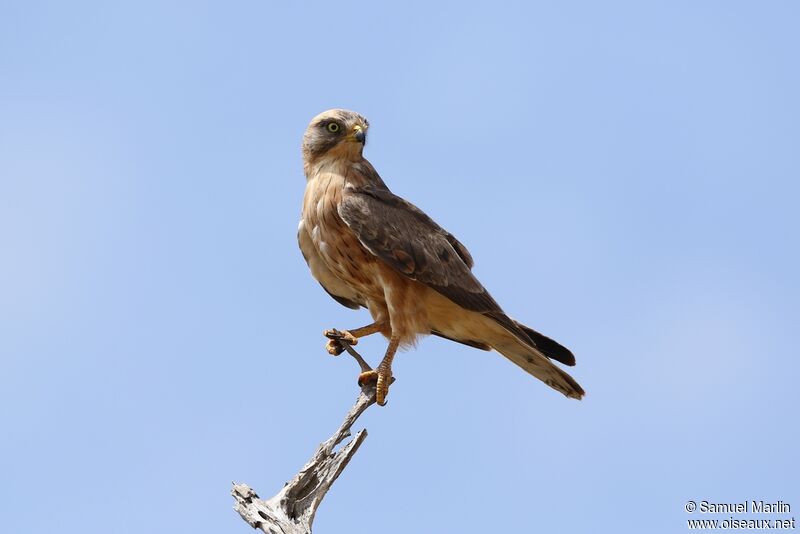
[298, 109, 584, 405]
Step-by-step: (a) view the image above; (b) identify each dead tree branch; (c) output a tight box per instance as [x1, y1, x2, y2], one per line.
[232, 333, 382, 534]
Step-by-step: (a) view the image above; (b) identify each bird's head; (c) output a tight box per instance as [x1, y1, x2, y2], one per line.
[302, 109, 369, 166]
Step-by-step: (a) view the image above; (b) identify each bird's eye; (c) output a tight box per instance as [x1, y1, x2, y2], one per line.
[327, 122, 340, 133]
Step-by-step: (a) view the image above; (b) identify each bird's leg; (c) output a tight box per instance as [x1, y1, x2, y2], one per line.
[323, 322, 384, 356]
[358, 336, 399, 406]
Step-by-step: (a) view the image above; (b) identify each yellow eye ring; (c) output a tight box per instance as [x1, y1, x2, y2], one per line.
[327, 122, 340, 133]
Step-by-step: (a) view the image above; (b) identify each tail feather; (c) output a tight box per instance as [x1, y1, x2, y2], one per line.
[491, 335, 585, 400]
[484, 312, 576, 367]
[428, 308, 585, 399]
[515, 322, 576, 366]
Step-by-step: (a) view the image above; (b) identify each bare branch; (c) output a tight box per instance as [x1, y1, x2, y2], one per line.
[232, 339, 378, 533]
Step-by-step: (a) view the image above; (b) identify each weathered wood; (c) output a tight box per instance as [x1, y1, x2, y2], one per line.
[232, 336, 381, 533]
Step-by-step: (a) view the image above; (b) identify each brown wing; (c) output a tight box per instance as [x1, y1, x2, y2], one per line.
[337, 184, 576, 366]
[338, 185, 499, 313]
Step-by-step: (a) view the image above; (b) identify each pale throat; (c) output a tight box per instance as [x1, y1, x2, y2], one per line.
[324, 140, 364, 162]
[305, 143, 365, 180]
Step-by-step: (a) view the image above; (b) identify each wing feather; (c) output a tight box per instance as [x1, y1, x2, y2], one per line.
[337, 185, 498, 314]
[337, 183, 574, 367]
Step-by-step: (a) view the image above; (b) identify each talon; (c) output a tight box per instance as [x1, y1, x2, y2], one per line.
[323, 329, 358, 356]
[323, 329, 358, 344]
[358, 368, 394, 406]
[326, 339, 345, 356]
[376, 367, 393, 406]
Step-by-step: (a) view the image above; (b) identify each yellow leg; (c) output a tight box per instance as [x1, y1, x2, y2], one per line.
[323, 322, 385, 355]
[358, 336, 399, 406]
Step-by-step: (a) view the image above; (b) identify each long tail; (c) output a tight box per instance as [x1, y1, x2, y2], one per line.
[483, 315, 585, 399]
[429, 308, 585, 399]
[493, 335, 585, 399]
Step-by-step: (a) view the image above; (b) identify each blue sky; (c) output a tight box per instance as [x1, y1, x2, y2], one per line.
[1, 1, 798, 532]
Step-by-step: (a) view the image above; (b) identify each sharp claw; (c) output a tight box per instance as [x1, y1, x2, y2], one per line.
[325, 339, 345, 356]
[323, 328, 340, 339]
[324, 329, 359, 357]
[324, 329, 358, 345]
[324, 329, 358, 358]
[377, 383, 391, 405]
[376, 370, 390, 406]
[332, 332, 397, 405]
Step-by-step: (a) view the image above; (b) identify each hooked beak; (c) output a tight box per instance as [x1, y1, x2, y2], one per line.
[351, 125, 366, 144]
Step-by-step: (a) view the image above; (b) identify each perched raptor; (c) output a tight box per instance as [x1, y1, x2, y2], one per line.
[298, 109, 584, 405]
